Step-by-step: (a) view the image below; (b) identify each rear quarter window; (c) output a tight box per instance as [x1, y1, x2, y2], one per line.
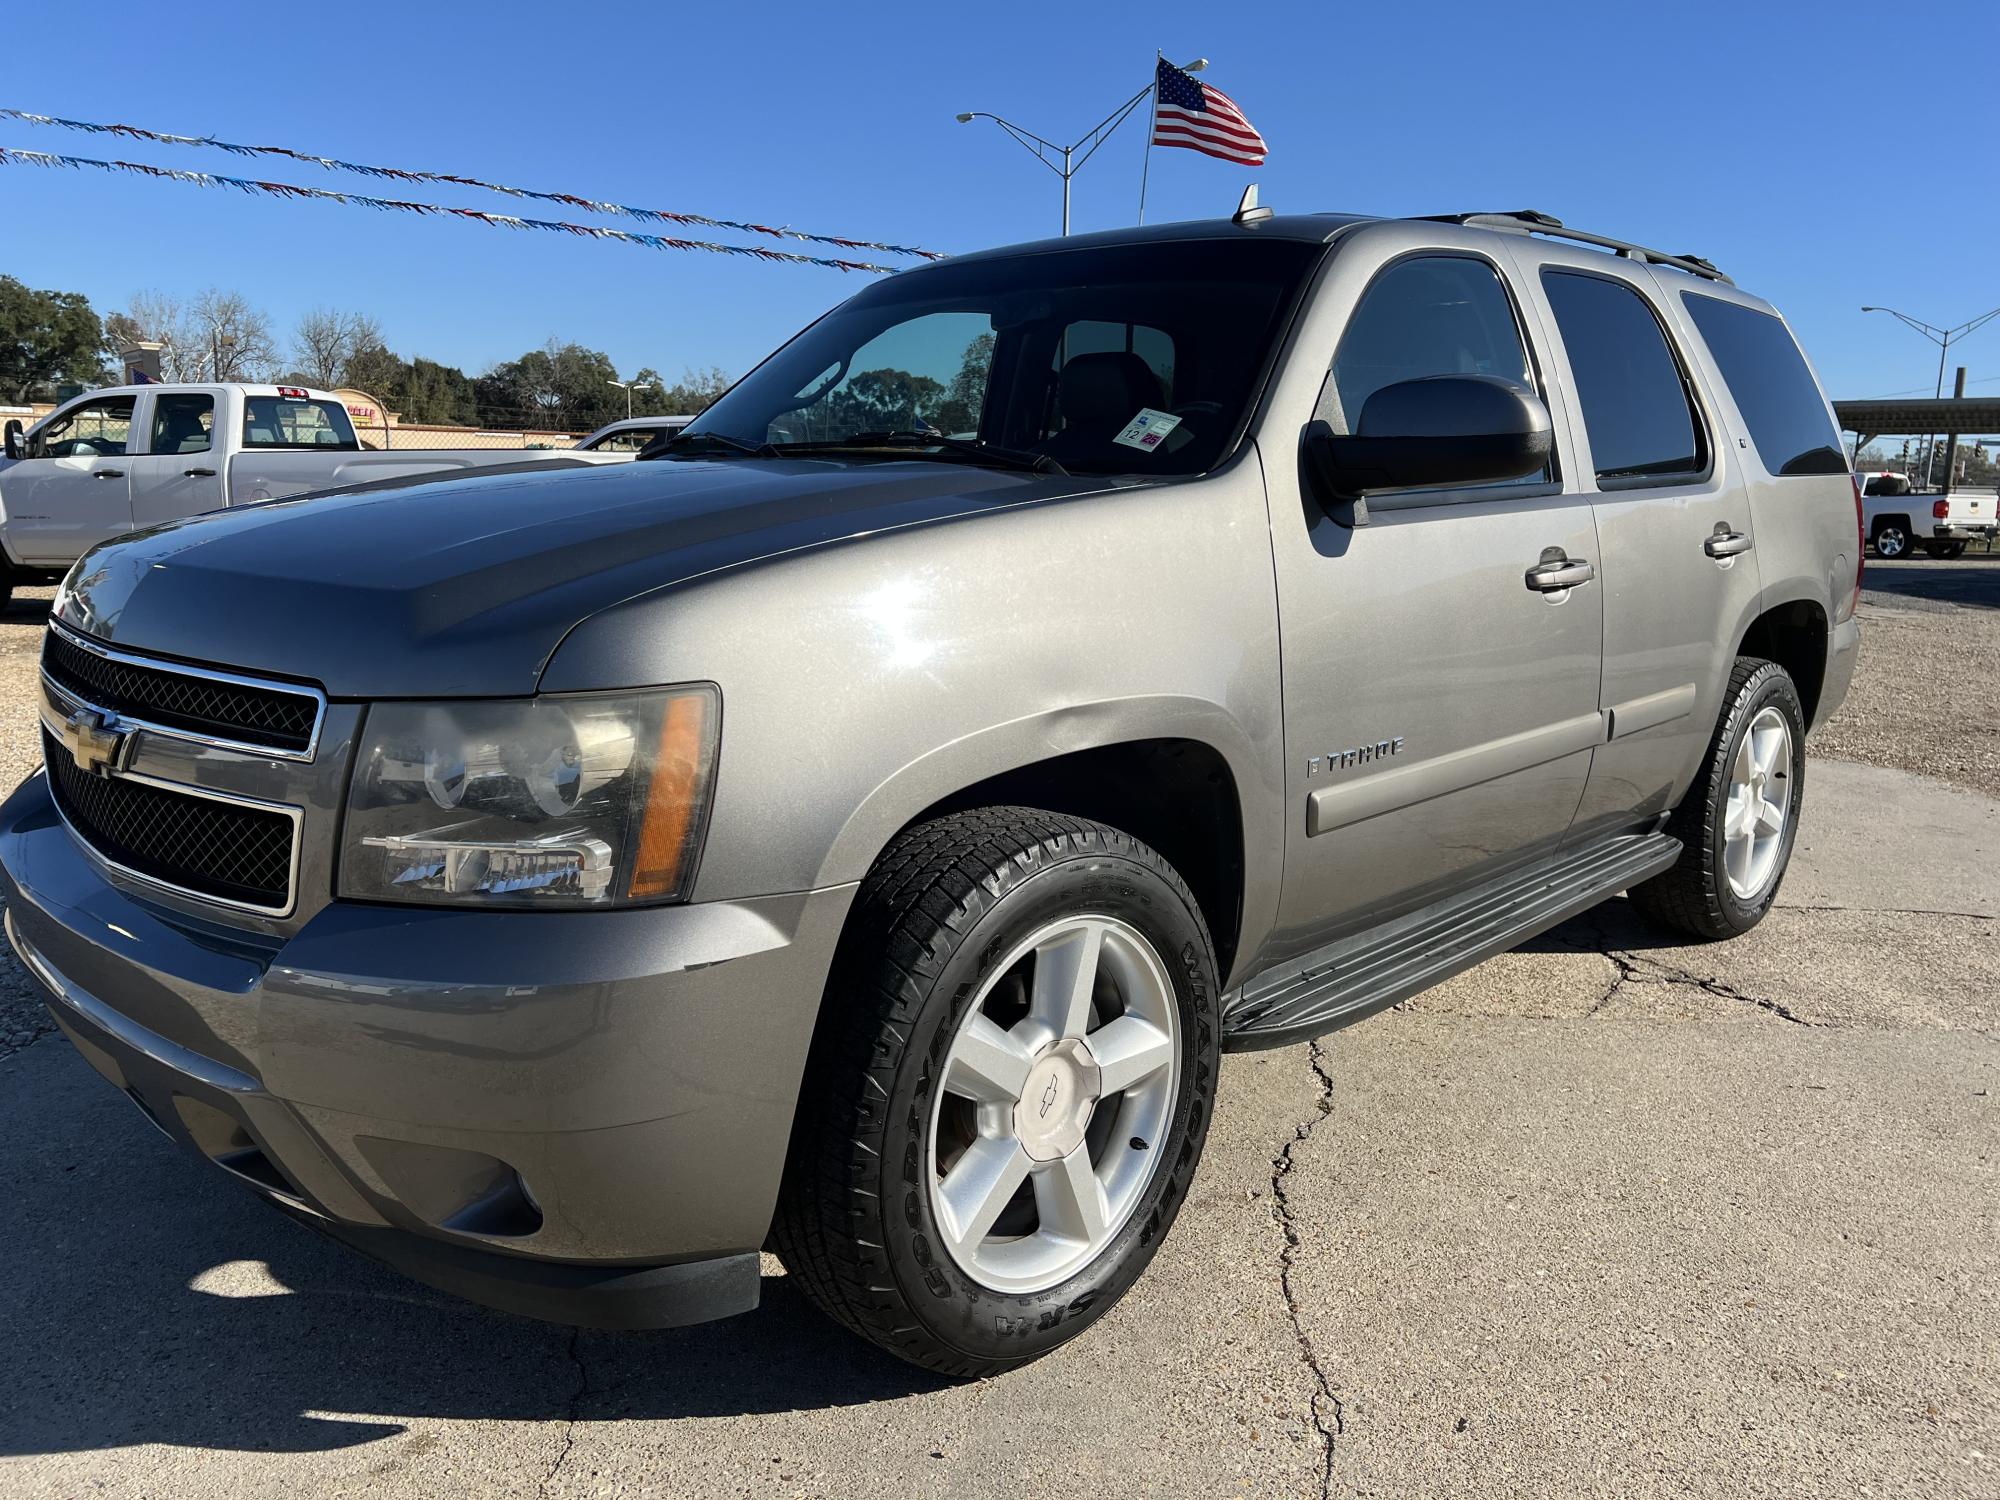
[1681, 295, 1846, 477]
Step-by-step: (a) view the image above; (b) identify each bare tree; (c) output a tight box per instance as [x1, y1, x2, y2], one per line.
[111, 291, 206, 381]
[291, 308, 383, 389]
[191, 290, 278, 382]
[109, 288, 279, 382]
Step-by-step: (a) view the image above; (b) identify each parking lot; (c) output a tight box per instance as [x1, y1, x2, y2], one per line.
[0, 560, 1994, 1500]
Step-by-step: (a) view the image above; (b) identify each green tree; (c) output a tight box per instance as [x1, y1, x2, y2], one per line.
[342, 341, 407, 407]
[0, 276, 110, 400]
[476, 340, 625, 430]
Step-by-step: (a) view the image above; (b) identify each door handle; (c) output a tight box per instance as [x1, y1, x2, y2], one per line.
[1704, 524, 1754, 559]
[182, 467, 217, 477]
[94, 469, 125, 479]
[1524, 551, 1595, 592]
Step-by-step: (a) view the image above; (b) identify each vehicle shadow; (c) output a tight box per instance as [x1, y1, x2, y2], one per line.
[0, 1043, 952, 1459]
[1518, 893, 1702, 955]
[1, 596, 52, 625]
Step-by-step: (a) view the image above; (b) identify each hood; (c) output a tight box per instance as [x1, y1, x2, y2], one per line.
[58, 457, 1115, 697]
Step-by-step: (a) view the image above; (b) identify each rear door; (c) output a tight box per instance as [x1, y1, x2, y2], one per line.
[1266, 235, 1605, 956]
[2, 393, 138, 565]
[1508, 244, 1762, 840]
[129, 389, 226, 530]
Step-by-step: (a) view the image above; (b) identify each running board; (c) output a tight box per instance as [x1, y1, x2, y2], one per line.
[1222, 831, 1682, 1051]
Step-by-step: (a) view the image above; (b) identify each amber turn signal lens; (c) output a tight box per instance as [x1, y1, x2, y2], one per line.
[627, 690, 716, 900]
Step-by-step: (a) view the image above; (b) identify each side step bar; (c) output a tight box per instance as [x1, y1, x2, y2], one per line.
[1221, 831, 1681, 1051]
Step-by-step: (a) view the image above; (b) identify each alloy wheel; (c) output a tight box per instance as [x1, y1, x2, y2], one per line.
[1723, 705, 1793, 899]
[926, 915, 1180, 1294]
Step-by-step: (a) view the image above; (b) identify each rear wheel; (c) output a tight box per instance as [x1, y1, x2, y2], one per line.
[1924, 540, 1967, 560]
[1631, 658, 1805, 941]
[772, 807, 1219, 1376]
[1871, 520, 1910, 559]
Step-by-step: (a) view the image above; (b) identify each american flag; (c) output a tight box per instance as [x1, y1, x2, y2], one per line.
[1151, 59, 1267, 166]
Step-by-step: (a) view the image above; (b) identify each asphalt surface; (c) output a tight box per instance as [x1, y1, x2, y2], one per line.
[0, 577, 1994, 1499]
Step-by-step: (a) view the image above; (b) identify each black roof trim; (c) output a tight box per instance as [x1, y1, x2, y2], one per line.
[1415, 211, 1733, 285]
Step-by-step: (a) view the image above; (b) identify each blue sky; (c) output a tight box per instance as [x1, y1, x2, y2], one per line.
[1, 0, 1994, 402]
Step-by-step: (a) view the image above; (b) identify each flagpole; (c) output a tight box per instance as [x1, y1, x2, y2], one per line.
[1137, 50, 1160, 225]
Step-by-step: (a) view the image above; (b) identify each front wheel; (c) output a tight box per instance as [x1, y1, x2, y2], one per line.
[1631, 658, 1806, 941]
[772, 807, 1219, 1376]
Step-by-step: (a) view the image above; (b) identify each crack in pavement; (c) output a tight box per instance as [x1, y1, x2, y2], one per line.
[1777, 903, 1995, 922]
[1269, 1040, 1343, 1499]
[1550, 909, 1821, 1027]
[541, 1325, 592, 1497]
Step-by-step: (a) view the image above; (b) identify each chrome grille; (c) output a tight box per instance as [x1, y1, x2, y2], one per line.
[43, 624, 321, 755]
[42, 729, 297, 912]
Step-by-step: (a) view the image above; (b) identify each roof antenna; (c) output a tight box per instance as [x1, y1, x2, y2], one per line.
[1234, 183, 1273, 225]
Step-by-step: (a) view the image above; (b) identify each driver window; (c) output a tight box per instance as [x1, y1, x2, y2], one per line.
[32, 397, 136, 460]
[149, 394, 215, 455]
[768, 312, 993, 445]
[1327, 257, 1538, 432]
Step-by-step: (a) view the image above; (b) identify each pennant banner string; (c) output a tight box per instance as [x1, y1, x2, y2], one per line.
[0, 147, 897, 274]
[0, 107, 944, 261]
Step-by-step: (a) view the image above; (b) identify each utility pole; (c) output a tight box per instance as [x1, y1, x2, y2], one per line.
[1941, 366, 1967, 493]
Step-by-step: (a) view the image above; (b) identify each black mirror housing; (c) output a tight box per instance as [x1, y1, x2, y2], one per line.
[2, 421, 21, 461]
[1305, 375, 1552, 503]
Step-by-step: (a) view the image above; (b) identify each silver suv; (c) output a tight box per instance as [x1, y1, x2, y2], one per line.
[1, 208, 1861, 1376]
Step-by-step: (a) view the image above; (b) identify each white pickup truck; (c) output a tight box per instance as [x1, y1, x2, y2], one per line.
[0, 383, 627, 600]
[1858, 470, 1998, 559]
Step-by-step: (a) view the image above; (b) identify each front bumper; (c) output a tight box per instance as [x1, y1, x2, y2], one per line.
[0, 771, 855, 1328]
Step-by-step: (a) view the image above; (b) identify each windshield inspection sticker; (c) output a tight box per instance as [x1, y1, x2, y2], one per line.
[1112, 408, 1182, 453]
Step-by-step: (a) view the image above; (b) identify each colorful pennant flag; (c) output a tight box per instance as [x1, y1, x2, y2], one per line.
[0, 146, 897, 274]
[0, 107, 944, 261]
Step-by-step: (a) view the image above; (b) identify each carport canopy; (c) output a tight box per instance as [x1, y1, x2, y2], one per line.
[1834, 396, 2000, 448]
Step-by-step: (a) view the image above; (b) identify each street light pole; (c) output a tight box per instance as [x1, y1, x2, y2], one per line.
[956, 59, 1207, 236]
[1861, 304, 2000, 488]
[606, 378, 660, 420]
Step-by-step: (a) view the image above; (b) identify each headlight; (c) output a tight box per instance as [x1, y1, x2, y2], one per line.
[340, 687, 719, 908]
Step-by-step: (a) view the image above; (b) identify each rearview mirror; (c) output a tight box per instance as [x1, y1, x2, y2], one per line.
[2, 421, 21, 461]
[1304, 375, 1552, 507]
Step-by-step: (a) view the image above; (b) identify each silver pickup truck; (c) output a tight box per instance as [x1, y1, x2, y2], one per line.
[0, 382, 624, 601]
[0, 208, 1860, 1378]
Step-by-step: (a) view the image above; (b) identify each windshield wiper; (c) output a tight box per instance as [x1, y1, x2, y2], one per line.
[776, 431, 1067, 476]
[643, 430, 779, 460]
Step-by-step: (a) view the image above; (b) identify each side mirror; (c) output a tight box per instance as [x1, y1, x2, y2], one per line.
[1304, 375, 1552, 508]
[2, 421, 21, 461]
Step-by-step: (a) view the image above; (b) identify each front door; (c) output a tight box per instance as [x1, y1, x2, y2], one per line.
[3, 394, 137, 566]
[1268, 248, 1605, 956]
[129, 390, 226, 531]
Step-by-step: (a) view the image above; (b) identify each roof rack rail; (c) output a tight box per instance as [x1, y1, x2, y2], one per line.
[1414, 210, 1734, 285]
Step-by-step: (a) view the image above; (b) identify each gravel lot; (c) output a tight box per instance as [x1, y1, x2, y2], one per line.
[0, 569, 1994, 1499]
[1813, 556, 2000, 797]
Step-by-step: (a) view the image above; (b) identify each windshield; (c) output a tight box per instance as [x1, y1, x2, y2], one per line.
[677, 238, 1325, 476]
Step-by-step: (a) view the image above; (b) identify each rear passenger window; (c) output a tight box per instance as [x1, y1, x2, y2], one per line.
[1681, 294, 1847, 476]
[149, 393, 214, 455]
[1541, 271, 1703, 485]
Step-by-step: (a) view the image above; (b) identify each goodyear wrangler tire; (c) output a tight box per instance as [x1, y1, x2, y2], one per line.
[771, 806, 1219, 1377]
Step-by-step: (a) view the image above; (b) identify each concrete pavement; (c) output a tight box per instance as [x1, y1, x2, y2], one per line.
[0, 752, 1992, 1499]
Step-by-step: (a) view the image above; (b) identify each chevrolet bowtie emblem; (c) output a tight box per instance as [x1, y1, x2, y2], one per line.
[57, 706, 127, 777]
